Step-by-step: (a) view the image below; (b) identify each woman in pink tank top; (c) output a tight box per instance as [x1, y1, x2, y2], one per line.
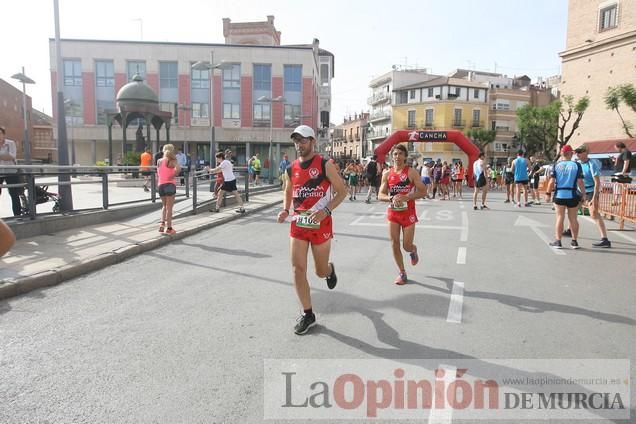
[157, 144, 180, 235]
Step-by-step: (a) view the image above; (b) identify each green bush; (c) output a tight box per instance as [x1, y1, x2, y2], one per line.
[125, 151, 141, 166]
[95, 161, 108, 166]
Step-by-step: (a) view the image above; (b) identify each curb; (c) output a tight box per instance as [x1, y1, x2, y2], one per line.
[0, 199, 280, 301]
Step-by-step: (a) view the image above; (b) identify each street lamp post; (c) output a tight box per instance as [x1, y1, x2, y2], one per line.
[64, 99, 76, 165]
[192, 54, 230, 166]
[257, 95, 285, 184]
[11, 67, 35, 165]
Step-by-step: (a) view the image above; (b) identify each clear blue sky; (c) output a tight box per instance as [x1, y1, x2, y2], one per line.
[1, 0, 567, 124]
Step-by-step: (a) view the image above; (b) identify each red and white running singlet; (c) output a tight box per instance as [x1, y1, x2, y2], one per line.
[387, 166, 418, 228]
[288, 154, 333, 244]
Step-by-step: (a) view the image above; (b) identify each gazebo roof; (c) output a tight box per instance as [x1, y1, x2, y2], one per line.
[116, 74, 159, 106]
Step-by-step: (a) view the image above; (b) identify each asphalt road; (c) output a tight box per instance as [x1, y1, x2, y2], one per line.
[1, 191, 634, 423]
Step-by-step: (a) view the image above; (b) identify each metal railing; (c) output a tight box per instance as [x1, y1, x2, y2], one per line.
[0, 164, 253, 220]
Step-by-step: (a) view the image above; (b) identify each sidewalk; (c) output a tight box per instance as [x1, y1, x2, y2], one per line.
[0, 190, 283, 300]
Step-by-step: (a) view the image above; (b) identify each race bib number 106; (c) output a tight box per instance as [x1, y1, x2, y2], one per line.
[296, 213, 320, 229]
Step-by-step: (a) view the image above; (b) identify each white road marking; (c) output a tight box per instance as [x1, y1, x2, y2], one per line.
[367, 206, 375, 212]
[428, 365, 457, 423]
[446, 281, 464, 324]
[456, 247, 466, 264]
[582, 216, 636, 244]
[460, 211, 469, 242]
[514, 215, 566, 256]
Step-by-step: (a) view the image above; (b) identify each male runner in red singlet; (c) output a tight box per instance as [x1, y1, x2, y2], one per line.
[276, 125, 347, 335]
[378, 144, 428, 285]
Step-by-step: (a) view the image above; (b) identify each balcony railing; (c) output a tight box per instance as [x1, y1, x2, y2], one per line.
[424, 121, 434, 128]
[407, 123, 417, 129]
[367, 92, 391, 105]
[471, 120, 484, 128]
[369, 110, 391, 121]
[452, 120, 466, 128]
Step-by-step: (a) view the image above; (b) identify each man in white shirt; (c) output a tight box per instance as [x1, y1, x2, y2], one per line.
[472, 152, 489, 210]
[0, 126, 22, 216]
[176, 148, 187, 185]
[206, 151, 245, 214]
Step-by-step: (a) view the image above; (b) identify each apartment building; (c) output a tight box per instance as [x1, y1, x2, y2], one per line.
[560, 0, 636, 146]
[330, 113, 369, 160]
[49, 16, 334, 169]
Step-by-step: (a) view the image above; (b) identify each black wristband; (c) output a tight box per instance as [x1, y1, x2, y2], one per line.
[324, 206, 332, 216]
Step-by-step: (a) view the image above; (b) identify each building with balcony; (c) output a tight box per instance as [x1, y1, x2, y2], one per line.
[559, 0, 636, 147]
[392, 76, 489, 164]
[367, 69, 438, 152]
[48, 15, 334, 170]
[329, 113, 368, 160]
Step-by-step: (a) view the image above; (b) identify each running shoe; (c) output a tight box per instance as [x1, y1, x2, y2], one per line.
[210, 207, 219, 213]
[592, 239, 611, 248]
[294, 313, 316, 335]
[326, 262, 338, 289]
[525, 202, 532, 207]
[549, 240, 563, 249]
[365, 199, 370, 204]
[473, 206, 478, 210]
[570, 240, 580, 250]
[158, 223, 165, 233]
[236, 208, 246, 214]
[394, 272, 408, 285]
[504, 199, 511, 203]
[534, 201, 541, 205]
[562, 229, 572, 237]
[409, 248, 419, 266]
[165, 228, 177, 235]
[481, 204, 489, 210]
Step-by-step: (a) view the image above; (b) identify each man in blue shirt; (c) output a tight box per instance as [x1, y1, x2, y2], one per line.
[511, 150, 530, 207]
[547, 145, 586, 249]
[575, 144, 611, 248]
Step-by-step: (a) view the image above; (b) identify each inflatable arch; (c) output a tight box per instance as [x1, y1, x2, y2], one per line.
[374, 130, 481, 187]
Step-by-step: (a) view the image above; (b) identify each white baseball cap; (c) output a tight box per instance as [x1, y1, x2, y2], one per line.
[291, 125, 315, 139]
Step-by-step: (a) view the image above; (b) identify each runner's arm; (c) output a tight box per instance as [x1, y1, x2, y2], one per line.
[0, 218, 16, 257]
[378, 170, 391, 202]
[277, 172, 293, 223]
[308, 160, 347, 223]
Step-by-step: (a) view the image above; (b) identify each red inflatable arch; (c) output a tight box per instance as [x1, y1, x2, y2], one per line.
[374, 130, 481, 187]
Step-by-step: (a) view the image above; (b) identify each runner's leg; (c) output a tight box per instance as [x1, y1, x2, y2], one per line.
[311, 239, 332, 278]
[401, 224, 416, 254]
[389, 221, 405, 271]
[291, 237, 312, 310]
[554, 204, 566, 240]
[567, 205, 580, 240]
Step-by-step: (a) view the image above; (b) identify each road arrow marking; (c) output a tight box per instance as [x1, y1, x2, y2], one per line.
[514, 215, 565, 255]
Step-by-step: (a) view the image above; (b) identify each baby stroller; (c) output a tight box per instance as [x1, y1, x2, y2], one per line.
[20, 185, 61, 215]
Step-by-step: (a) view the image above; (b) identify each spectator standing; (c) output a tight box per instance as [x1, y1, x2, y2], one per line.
[139, 147, 153, 192]
[512, 150, 530, 207]
[547, 145, 585, 249]
[156, 144, 180, 235]
[472, 152, 489, 210]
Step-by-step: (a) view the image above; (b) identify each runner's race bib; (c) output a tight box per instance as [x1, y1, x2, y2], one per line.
[390, 201, 407, 211]
[296, 212, 320, 229]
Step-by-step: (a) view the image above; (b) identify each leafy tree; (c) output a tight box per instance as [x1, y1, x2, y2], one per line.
[557, 95, 590, 148]
[605, 83, 636, 138]
[516, 95, 589, 160]
[465, 128, 496, 152]
[516, 102, 559, 160]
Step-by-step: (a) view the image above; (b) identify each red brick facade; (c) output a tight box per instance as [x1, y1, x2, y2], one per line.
[146, 73, 159, 94]
[178, 75, 191, 126]
[272, 77, 283, 128]
[0, 78, 35, 161]
[114, 73, 127, 95]
[240, 76, 253, 128]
